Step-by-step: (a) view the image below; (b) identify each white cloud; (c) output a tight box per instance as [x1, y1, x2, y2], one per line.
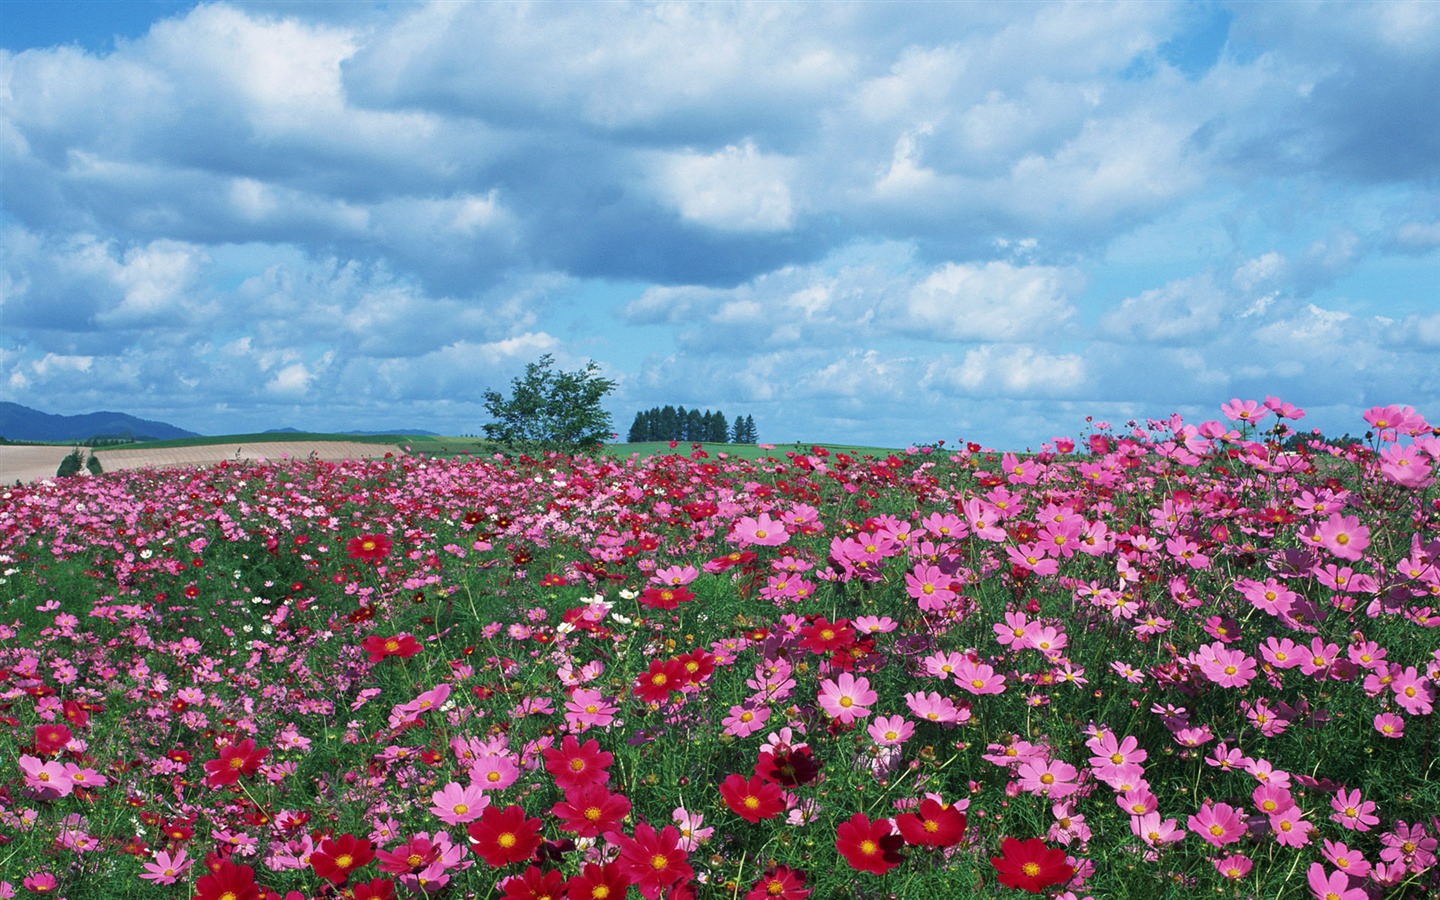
[926, 345, 1088, 397]
[899, 261, 1080, 341]
[651, 140, 796, 232]
[1102, 274, 1233, 344]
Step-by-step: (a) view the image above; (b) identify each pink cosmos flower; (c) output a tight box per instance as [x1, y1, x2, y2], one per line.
[817, 673, 876, 724]
[1269, 807, 1313, 848]
[733, 513, 790, 547]
[904, 690, 965, 725]
[1373, 712, 1405, 738]
[469, 754, 520, 792]
[1188, 802, 1246, 848]
[1194, 642, 1257, 688]
[1213, 854, 1252, 880]
[1391, 666, 1435, 715]
[1130, 811, 1184, 847]
[564, 688, 618, 731]
[139, 849, 192, 885]
[722, 703, 770, 738]
[867, 715, 914, 747]
[1309, 513, 1371, 562]
[1306, 863, 1366, 900]
[18, 756, 72, 799]
[905, 564, 957, 611]
[429, 781, 488, 825]
[1329, 788, 1380, 832]
[1017, 758, 1079, 799]
[1321, 839, 1371, 878]
[954, 659, 1007, 695]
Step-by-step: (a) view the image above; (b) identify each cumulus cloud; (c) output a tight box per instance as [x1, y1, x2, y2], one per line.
[897, 261, 1080, 342]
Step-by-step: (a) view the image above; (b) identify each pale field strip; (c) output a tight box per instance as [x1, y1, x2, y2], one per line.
[0, 441, 405, 485]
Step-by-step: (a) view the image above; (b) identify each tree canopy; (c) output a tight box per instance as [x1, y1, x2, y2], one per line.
[482, 355, 616, 453]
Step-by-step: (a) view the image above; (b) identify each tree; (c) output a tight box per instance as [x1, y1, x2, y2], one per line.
[482, 354, 617, 453]
[56, 447, 85, 477]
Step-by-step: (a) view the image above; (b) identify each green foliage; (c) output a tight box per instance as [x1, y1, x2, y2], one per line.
[85, 452, 103, 475]
[481, 354, 617, 453]
[628, 405, 736, 442]
[55, 446, 85, 477]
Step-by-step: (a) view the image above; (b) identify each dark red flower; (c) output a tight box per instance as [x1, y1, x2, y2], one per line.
[202, 739, 269, 788]
[632, 658, 685, 704]
[500, 865, 566, 900]
[755, 747, 820, 787]
[310, 833, 374, 885]
[989, 836, 1075, 894]
[639, 585, 694, 610]
[542, 734, 613, 792]
[835, 812, 904, 875]
[361, 633, 422, 662]
[467, 804, 543, 868]
[33, 722, 72, 755]
[612, 823, 692, 899]
[719, 773, 785, 823]
[745, 865, 810, 900]
[349, 878, 396, 900]
[566, 860, 631, 900]
[191, 858, 259, 900]
[347, 533, 392, 562]
[895, 798, 967, 848]
[551, 783, 631, 838]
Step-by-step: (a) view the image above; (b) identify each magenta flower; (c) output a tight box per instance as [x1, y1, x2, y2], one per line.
[18, 755, 72, 799]
[1188, 802, 1246, 848]
[1306, 862, 1367, 900]
[1310, 513, 1370, 562]
[1329, 788, 1380, 832]
[817, 673, 876, 724]
[139, 848, 192, 885]
[732, 513, 790, 547]
[429, 781, 487, 825]
[1391, 666, 1435, 715]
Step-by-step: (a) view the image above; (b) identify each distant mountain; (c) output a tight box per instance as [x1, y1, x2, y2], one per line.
[0, 402, 200, 443]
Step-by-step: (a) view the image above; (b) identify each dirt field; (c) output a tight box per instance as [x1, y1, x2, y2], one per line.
[0, 441, 404, 486]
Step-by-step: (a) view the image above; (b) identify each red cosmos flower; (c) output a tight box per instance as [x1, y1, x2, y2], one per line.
[989, 836, 1075, 894]
[361, 633, 422, 663]
[202, 739, 269, 788]
[500, 865, 566, 900]
[349, 878, 396, 900]
[542, 734, 613, 792]
[311, 833, 374, 885]
[639, 585, 694, 610]
[800, 616, 856, 655]
[632, 658, 686, 704]
[612, 823, 693, 900]
[835, 812, 905, 875]
[720, 773, 786, 823]
[552, 783, 631, 838]
[191, 858, 259, 900]
[746, 865, 810, 900]
[567, 861, 631, 900]
[675, 648, 715, 685]
[61, 700, 89, 728]
[467, 804, 543, 868]
[347, 533, 392, 562]
[755, 747, 821, 787]
[33, 723, 72, 754]
[895, 798, 967, 848]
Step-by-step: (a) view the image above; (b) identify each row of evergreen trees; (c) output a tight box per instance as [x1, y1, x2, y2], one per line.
[627, 407, 757, 444]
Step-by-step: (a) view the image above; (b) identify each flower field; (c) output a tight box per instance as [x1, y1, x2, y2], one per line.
[1, 399, 1438, 900]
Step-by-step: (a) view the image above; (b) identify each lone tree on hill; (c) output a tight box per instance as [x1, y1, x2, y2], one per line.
[482, 354, 617, 453]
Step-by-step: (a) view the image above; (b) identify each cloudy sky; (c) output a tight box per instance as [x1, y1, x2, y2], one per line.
[2, 1, 1437, 448]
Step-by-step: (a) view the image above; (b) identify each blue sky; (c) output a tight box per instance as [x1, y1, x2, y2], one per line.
[1, 1, 1437, 448]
